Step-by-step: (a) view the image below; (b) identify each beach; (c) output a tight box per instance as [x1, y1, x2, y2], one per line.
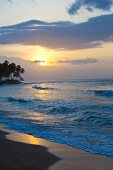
[0, 128, 59, 170]
[0, 125, 113, 170]
[0, 80, 113, 170]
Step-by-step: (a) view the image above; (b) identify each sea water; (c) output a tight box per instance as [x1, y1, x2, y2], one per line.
[0, 79, 113, 157]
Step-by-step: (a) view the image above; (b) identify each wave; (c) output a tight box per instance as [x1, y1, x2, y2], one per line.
[32, 85, 55, 90]
[48, 106, 76, 114]
[75, 113, 113, 127]
[93, 90, 113, 97]
[87, 90, 113, 97]
[7, 97, 30, 103]
[2, 97, 41, 104]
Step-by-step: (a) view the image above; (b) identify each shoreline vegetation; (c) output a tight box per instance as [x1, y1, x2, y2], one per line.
[0, 60, 25, 84]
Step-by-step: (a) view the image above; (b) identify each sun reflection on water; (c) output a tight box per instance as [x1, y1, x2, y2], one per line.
[7, 132, 48, 145]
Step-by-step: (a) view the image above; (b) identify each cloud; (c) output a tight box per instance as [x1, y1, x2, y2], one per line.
[58, 58, 98, 65]
[31, 60, 45, 63]
[0, 14, 113, 50]
[68, 0, 113, 15]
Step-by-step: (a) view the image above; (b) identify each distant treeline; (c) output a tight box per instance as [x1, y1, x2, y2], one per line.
[0, 60, 25, 82]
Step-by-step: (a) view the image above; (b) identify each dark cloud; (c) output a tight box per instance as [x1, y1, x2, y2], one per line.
[68, 0, 113, 15]
[31, 60, 45, 63]
[0, 14, 113, 50]
[58, 58, 98, 65]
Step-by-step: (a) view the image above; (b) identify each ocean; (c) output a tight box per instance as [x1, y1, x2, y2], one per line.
[0, 79, 113, 157]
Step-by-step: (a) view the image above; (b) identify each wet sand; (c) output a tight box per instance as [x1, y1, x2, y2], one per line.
[0, 127, 60, 170]
[0, 125, 113, 170]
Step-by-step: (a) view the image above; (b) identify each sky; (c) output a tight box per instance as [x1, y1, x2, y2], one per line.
[0, 0, 113, 81]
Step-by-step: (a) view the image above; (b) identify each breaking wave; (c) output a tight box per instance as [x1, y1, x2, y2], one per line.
[7, 97, 30, 103]
[32, 85, 55, 90]
[88, 90, 113, 97]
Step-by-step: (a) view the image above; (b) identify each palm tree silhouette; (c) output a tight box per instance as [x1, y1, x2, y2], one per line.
[0, 60, 25, 83]
[9, 63, 16, 80]
[3, 60, 10, 80]
[0, 63, 3, 81]
[14, 65, 25, 81]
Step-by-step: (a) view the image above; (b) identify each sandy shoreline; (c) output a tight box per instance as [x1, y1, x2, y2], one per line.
[0, 125, 113, 170]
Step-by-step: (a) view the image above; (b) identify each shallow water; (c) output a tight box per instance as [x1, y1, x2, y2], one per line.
[0, 79, 113, 157]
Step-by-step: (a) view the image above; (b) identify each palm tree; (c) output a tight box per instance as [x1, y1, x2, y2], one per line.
[9, 63, 16, 80]
[20, 68, 25, 81]
[0, 60, 25, 83]
[0, 63, 3, 80]
[3, 60, 9, 66]
[14, 65, 25, 81]
[3, 60, 10, 79]
[15, 65, 21, 80]
[21, 68, 25, 74]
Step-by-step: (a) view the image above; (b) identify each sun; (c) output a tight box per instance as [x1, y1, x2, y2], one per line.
[38, 56, 45, 62]
[37, 56, 48, 66]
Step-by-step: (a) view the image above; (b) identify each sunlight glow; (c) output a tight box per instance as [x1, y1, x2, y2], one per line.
[37, 56, 48, 66]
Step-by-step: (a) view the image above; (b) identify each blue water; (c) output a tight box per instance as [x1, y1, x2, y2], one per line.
[0, 79, 113, 157]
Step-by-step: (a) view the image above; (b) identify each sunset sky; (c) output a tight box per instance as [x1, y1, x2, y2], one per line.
[0, 0, 113, 80]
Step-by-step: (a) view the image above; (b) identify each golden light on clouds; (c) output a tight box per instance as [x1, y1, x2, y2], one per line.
[37, 55, 49, 66]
